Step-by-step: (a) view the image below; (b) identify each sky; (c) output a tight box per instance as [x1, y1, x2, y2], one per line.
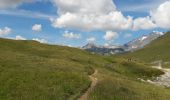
[0, 0, 170, 47]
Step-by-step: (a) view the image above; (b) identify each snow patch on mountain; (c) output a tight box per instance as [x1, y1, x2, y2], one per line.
[82, 31, 165, 55]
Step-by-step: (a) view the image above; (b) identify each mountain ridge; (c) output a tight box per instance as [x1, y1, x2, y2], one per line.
[121, 31, 170, 62]
[82, 31, 165, 55]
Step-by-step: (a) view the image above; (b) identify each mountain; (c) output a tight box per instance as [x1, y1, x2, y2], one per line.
[124, 31, 165, 51]
[82, 43, 125, 55]
[122, 31, 170, 62]
[82, 31, 164, 55]
[1, 38, 170, 99]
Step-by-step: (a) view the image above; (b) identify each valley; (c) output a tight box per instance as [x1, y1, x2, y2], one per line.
[0, 31, 170, 100]
[82, 31, 164, 55]
[1, 0, 170, 100]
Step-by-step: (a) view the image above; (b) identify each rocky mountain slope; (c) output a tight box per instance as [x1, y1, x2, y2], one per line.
[82, 43, 125, 55]
[125, 31, 164, 51]
[122, 31, 170, 62]
[82, 31, 165, 55]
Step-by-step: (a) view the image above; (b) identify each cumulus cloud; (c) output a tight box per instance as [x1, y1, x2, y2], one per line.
[104, 43, 110, 47]
[32, 24, 42, 32]
[103, 31, 118, 41]
[53, 0, 116, 14]
[32, 38, 47, 43]
[150, 1, 170, 29]
[15, 35, 26, 40]
[0, 0, 33, 9]
[62, 31, 81, 39]
[51, 0, 170, 32]
[132, 1, 170, 30]
[51, 0, 133, 31]
[133, 16, 156, 30]
[86, 37, 95, 43]
[0, 27, 11, 35]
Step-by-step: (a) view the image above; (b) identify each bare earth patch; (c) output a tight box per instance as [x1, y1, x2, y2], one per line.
[78, 70, 98, 100]
[147, 68, 170, 87]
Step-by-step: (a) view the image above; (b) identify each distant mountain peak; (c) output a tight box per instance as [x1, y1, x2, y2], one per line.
[82, 43, 125, 55]
[82, 31, 165, 55]
[125, 31, 165, 51]
[140, 35, 147, 41]
[82, 43, 96, 49]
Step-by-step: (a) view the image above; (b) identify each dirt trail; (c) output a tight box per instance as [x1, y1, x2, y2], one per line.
[78, 70, 98, 100]
[148, 61, 170, 87]
[148, 68, 170, 87]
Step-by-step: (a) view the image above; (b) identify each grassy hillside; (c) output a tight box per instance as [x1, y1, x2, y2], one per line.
[0, 38, 170, 100]
[121, 32, 170, 62]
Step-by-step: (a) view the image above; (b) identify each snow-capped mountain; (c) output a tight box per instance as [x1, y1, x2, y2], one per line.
[82, 43, 125, 55]
[124, 31, 165, 51]
[82, 31, 165, 55]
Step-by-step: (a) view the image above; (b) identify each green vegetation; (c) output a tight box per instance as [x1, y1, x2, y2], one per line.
[0, 37, 170, 100]
[89, 71, 170, 100]
[163, 63, 170, 68]
[121, 32, 170, 62]
[88, 58, 170, 100]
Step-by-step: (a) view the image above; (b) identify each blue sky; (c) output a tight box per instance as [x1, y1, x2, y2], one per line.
[0, 0, 169, 47]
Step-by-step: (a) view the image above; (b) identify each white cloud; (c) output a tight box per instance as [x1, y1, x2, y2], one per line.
[0, 0, 33, 9]
[133, 16, 156, 30]
[51, 0, 170, 32]
[0, 27, 11, 35]
[132, 1, 170, 30]
[32, 24, 42, 32]
[86, 37, 95, 43]
[104, 43, 110, 47]
[53, 0, 116, 14]
[150, 1, 170, 29]
[15, 35, 26, 40]
[51, 0, 133, 31]
[62, 31, 81, 39]
[103, 31, 118, 41]
[32, 38, 47, 43]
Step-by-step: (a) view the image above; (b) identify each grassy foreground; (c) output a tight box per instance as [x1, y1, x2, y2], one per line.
[0, 38, 170, 100]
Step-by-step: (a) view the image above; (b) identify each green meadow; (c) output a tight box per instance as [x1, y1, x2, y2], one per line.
[0, 32, 170, 100]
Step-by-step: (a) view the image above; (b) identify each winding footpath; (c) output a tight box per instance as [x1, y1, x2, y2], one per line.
[148, 68, 170, 87]
[148, 62, 170, 87]
[78, 70, 98, 100]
